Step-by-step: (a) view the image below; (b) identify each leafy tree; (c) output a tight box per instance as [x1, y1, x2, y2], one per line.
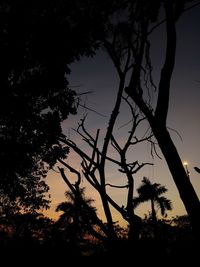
[0, 191, 21, 217]
[0, 0, 115, 210]
[0, 211, 53, 248]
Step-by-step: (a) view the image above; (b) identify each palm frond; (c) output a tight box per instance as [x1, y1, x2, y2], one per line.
[133, 197, 143, 208]
[141, 177, 152, 186]
[155, 196, 172, 216]
[155, 185, 167, 195]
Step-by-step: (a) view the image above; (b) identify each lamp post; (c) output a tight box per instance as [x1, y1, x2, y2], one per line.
[183, 161, 190, 178]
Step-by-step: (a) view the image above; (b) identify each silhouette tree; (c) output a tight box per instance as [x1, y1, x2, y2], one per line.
[0, 191, 21, 217]
[58, 92, 152, 244]
[56, 188, 106, 241]
[0, 0, 114, 210]
[134, 177, 172, 224]
[0, 211, 53, 248]
[133, 177, 172, 241]
[88, 0, 200, 238]
[53, 186, 110, 256]
[123, 0, 200, 238]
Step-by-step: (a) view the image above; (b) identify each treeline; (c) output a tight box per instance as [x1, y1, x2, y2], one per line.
[0, 210, 195, 258]
[0, 185, 196, 259]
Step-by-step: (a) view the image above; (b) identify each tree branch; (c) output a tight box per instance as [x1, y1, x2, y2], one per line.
[58, 167, 76, 193]
[58, 158, 81, 187]
[105, 183, 129, 189]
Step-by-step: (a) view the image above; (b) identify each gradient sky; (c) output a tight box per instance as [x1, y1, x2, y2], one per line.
[45, 5, 200, 225]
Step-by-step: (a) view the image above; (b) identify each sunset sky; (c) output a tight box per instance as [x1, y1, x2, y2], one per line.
[45, 4, 200, 225]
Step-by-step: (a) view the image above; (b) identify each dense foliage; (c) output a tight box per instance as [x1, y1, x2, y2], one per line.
[0, 0, 115, 210]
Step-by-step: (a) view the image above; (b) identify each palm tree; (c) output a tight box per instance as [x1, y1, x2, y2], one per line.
[133, 177, 172, 226]
[56, 187, 97, 233]
[55, 187, 107, 248]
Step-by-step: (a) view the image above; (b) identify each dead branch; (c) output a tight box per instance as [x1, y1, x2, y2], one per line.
[58, 158, 81, 187]
[105, 183, 129, 189]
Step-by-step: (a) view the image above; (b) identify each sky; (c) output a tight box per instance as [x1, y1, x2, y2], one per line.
[45, 4, 200, 225]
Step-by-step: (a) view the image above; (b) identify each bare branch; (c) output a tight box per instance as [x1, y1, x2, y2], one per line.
[149, 138, 162, 160]
[148, 0, 200, 36]
[59, 137, 98, 168]
[78, 103, 107, 117]
[122, 95, 138, 119]
[105, 183, 129, 189]
[167, 126, 183, 142]
[88, 129, 100, 171]
[184, 1, 200, 13]
[81, 163, 100, 189]
[77, 115, 95, 143]
[58, 158, 81, 187]
[117, 118, 133, 130]
[130, 134, 153, 146]
[111, 135, 122, 153]
[148, 19, 166, 35]
[58, 167, 76, 193]
[131, 162, 153, 174]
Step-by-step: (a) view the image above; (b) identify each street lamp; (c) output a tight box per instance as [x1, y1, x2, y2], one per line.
[183, 161, 190, 178]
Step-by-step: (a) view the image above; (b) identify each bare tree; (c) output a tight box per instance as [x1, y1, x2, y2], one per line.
[98, 0, 200, 237]
[58, 92, 152, 243]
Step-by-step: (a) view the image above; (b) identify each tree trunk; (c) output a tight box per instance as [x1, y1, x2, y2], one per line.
[128, 214, 142, 242]
[100, 192, 117, 241]
[151, 199, 157, 225]
[152, 123, 200, 238]
[151, 199, 158, 239]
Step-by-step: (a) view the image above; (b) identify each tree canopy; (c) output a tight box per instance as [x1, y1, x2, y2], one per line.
[0, 0, 115, 210]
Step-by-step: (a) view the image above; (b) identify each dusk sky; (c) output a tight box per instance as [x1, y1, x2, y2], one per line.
[45, 4, 200, 225]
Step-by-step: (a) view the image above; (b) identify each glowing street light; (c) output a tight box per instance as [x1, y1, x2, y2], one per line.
[183, 161, 190, 177]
